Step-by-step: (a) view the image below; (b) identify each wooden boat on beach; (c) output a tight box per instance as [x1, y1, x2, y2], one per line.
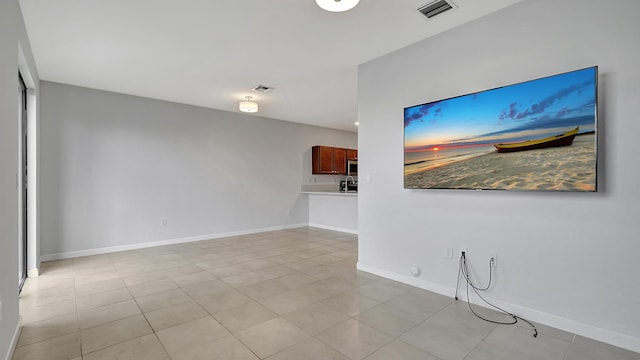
[494, 127, 579, 153]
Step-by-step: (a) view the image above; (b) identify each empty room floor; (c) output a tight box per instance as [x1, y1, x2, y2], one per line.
[14, 227, 640, 360]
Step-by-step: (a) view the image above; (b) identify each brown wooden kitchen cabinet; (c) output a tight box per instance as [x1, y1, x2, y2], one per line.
[312, 146, 352, 175]
[347, 149, 358, 160]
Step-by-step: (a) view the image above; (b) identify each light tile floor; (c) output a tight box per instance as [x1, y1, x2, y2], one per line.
[14, 227, 640, 360]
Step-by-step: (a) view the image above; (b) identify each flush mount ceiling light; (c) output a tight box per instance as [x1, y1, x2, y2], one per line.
[239, 96, 258, 113]
[315, 0, 360, 12]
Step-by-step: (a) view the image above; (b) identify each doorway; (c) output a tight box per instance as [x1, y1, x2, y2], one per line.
[18, 72, 27, 291]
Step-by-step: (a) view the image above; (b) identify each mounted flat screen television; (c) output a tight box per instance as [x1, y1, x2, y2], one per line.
[404, 66, 598, 192]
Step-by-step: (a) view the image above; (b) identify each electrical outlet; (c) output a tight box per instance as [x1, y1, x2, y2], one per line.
[161, 218, 168, 226]
[410, 264, 421, 277]
[490, 253, 498, 268]
[459, 248, 468, 258]
[445, 247, 453, 259]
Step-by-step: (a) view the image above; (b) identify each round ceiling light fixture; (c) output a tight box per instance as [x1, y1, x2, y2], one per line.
[315, 0, 360, 12]
[239, 96, 258, 113]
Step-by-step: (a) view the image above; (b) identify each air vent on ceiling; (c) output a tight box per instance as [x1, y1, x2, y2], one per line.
[251, 85, 275, 93]
[418, 0, 454, 19]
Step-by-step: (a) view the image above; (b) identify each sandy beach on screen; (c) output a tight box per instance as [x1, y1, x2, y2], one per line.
[405, 134, 596, 191]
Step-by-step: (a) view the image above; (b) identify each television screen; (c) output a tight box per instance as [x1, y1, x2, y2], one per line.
[404, 66, 598, 192]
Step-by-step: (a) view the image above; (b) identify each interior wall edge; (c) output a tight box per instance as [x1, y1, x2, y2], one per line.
[3, 316, 21, 360]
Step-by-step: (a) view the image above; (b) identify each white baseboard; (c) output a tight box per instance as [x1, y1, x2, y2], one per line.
[357, 263, 454, 297]
[4, 316, 22, 360]
[41, 223, 308, 261]
[308, 223, 358, 235]
[27, 268, 39, 277]
[356, 262, 640, 354]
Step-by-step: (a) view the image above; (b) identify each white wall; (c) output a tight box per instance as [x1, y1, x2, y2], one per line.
[358, 0, 640, 352]
[308, 194, 358, 233]
[40, 82, 357, 258]
[0, 0, 39, 358]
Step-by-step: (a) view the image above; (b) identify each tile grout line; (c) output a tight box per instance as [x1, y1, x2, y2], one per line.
[72, 256, 82, 359]
[562, 333, 577, 360]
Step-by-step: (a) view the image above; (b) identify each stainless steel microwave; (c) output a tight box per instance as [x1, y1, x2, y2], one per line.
[347, 160, 358, 176]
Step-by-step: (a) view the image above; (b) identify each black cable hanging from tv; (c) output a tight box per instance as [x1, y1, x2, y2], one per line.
[455, 252, 538, 338]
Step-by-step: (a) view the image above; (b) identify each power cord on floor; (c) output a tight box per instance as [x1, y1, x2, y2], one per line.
[455, 251, 538, 338]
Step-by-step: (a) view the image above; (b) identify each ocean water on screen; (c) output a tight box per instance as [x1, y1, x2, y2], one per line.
[404, 145, 495, 175]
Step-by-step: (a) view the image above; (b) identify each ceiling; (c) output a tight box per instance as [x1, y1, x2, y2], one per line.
[19, 0, 522, 132]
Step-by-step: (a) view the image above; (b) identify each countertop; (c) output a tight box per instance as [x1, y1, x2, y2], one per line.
[301, 191, 358, 197]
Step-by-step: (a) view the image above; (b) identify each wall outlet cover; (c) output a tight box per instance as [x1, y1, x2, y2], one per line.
[446, 247, 453, 259]
[410, 264, 421, 277]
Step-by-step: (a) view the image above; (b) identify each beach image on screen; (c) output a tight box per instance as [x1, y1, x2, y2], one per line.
[404, 66, 597, 191]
